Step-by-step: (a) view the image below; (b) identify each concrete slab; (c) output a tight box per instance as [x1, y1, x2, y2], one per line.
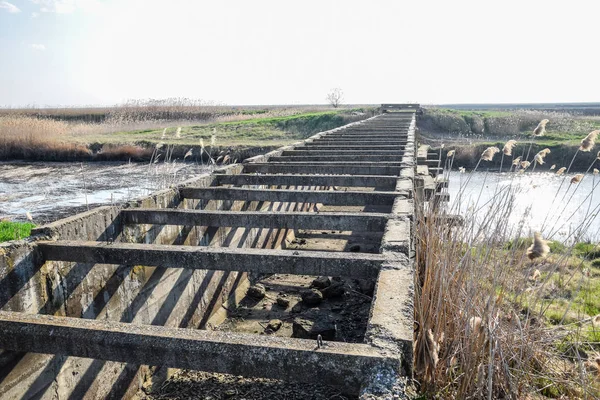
[121, 209, 390, 232]
[264, 161, 404, 166]
[281, 150, 405, 156]
[37, 241, 386, 279]
[242, 164, 402, 176]
[380, 219, 411, 256]
[213, 173, 398, 188]
[180, 187, 400, 206]
[269, 155, 404, 162]
[0, 311, 399, 394]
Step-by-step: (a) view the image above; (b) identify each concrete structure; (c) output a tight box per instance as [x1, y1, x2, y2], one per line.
[0, 104, 449, 399]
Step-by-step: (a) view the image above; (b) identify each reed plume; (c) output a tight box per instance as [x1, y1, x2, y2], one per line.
[521, 161, 531, 169]
[534, 151, 547, 165]
[503, 140, 517, 156]
[447, 150, 455, 157]
[512, 156, 522, 166]
[571, 174, 584, 184]
[556, 167, 566, 175]
[580, 130, 600, 152]
[533, 119, 549, 136]
[426, 329, 440, 369]
[175, 127, 182, 138]
[595, 169, 599, 175]
[481, 146, 500, 161]
[527, 232, 550, 260]
[550, 164, 556, 170]
[459, 166, 465, 173]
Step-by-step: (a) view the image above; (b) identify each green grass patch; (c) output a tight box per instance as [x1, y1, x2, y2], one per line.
[0, 221, 35, 242]
[574, 242, 600, 259]
[91, 110, 364, 148]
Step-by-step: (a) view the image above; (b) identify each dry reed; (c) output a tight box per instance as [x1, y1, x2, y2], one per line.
[481, 146, 500, 161]
[527, 232, 550, 260]
[533, 119, 549, 136]
[580, 130, 600, 152]
[503, 140, 517, 156]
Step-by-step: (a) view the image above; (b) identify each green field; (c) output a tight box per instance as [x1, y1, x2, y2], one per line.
[0, 221, 35, 242]
[77, 111, 364, 148]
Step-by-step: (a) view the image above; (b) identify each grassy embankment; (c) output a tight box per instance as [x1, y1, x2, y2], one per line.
[420, 108, 600, 171]
[0, 221, 35, 242]
[415, 140, 600, 399]
[0, 102, 374, 162]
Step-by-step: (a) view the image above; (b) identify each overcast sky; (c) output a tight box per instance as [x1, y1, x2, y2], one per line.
[0, 0, 598, 107]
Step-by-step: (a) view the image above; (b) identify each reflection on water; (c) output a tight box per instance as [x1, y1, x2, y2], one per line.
[0, 161, 211, 222]
[446, 171, 600, 242]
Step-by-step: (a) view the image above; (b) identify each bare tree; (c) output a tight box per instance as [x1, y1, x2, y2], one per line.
[326, 88, 344, 108]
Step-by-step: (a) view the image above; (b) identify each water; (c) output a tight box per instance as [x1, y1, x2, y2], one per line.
[446, 171, 600, 242]
[0, 161, 211, 223]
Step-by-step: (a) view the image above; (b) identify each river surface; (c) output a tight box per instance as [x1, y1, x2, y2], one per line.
[3, 163, 600, 241]
[446, 171, 600, 242]
[0, 161, 211, 223]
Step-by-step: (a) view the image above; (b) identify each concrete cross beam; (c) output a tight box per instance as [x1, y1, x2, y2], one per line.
[312, 138, 408, 143]
[0, 311, 399, 395]
[320, 134, 408, 138]
[242, 164, 402, 176]
[264, 161, 404, 166]
[268, 155, 405, 162]
[180, 187, 400, 206]
[281, 149, 405, 155]
[121, 209, 390, 232]
[302, 144, 406, 149]
[213, 173, 398, 188]
[37, 241, 386, 279]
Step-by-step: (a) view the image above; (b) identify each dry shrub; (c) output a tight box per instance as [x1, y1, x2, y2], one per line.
[0, 116, 90, 160]
[96, 144, 153, 161]
[415, 180, 599, 399]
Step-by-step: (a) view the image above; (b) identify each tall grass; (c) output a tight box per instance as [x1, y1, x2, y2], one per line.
[0, 115, 91, 160]
[417, 137, 600, 398]
[0, 101, 373, 161]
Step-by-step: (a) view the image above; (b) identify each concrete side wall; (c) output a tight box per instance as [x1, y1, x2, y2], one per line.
[0, 163, 298, 400]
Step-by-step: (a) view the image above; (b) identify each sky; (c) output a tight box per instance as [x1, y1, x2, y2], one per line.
[0, 0, 598, 107]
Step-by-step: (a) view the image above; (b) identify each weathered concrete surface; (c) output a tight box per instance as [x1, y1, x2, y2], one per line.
[359, 110, 418, 400]
[180, 187, 400, 206]
[269, 155, 405, 162]
[0, 108, 420, 399]
[243, 163, 402, 176]
[38, 241, 385, 279]
[281, 149, 405, 155]
[301, 144, 406, 149]
[122, 209, 390, 232]
[214, 173, 398, 188]
[0, 311, 400, 395]
[0, 166, 258, 399]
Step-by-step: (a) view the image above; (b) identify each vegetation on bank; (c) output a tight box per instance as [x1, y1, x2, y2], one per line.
[0, 221, 35, 242]
[419, 107, 600, 140]
[420, 107, 600, 171]
[0, 103, 374, 162]
[416, 137, 600, 399]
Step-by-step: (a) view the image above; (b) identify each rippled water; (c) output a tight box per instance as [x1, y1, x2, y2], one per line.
[446, 171, 600, 241]
[0, 161, 211, 223]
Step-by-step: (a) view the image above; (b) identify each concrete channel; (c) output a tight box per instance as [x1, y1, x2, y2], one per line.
[0, 105, 446, 399]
